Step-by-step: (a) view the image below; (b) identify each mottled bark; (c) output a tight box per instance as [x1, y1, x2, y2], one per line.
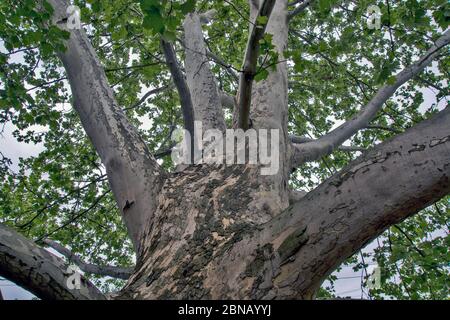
[0, 223, 106, 300]
[116, 107, 449, 299]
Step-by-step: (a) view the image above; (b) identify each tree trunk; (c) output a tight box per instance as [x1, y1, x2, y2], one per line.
[113, 107, 450, 300]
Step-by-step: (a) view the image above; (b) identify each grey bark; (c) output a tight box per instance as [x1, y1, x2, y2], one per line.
[206, 107, 450, 299]
[47, 0, 165, 253]
[0, 223, 106, 300]
[5, 0, 448, 301]
[43, 240, 133, 280]
[183, 13, 226, 132]
[288, 0, 314, 20]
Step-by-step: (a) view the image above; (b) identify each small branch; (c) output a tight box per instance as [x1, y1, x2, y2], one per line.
[206, 50, 239, 82]
[293, 30, 450, 165]
[365, 125, 402, 134]
[123, 85, 171, 111]
[290, 135, 366, 152]
[237, 0, 276, 129]
[43, 240, 133, 280]
[0, 223, 105, 300]
[288, 0, 313, 21]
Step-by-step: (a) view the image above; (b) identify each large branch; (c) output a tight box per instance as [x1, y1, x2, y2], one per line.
[43, 240, 133, 280]
[160, 39, 195, 138]
[183, 12, 226, 131]
[236, 0, 276, 129]
[47, 0, 165, 252]
[0, 223, 106, 300]
[212, 106, 450, 299]
[293, 30, 450, 165]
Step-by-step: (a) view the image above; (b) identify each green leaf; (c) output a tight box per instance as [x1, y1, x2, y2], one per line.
[180, 0, 196, 15]
[254, 69, 269, 82]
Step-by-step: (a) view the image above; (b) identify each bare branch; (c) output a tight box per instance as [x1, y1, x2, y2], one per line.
[206, 50, 239, 82]
[365, 125, 402, 134]
[237, 0, 276, 129]
[0, 223, 106, 300]
[123, 84, 171, 112]
[293, 30, 450, 165]
[43, 240, 133, 280]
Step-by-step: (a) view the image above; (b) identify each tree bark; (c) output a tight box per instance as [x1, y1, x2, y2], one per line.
[0, 223, 106, 300]
[47, 0, 165, 253]
[116, 106, 449, 299]
[183, 13, 226, 132]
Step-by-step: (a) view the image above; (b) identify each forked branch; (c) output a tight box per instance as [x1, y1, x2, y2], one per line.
[293, 30, 450, 165]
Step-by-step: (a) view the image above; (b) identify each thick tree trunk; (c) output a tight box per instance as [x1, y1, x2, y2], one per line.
[114, 107, 450, 299]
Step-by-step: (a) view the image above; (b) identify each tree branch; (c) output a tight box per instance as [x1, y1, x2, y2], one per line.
[183, 12, 226, 131]
[216, 106, 450, 299]
[293, 30, 450, 165]
[290, 135, 365, 153]
[237, 0, 276, 129]
[43, 240, 133, 280]
[160, 39, 195, 140]
[123, 84, 171, 111]
[0, 223, 106, 300]
[47, 0, 166, 252]
[288, 0, 313, 20]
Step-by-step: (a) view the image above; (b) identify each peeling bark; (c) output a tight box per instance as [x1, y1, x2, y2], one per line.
[7, 0, 447, 301]
[115, 107, 449, 299]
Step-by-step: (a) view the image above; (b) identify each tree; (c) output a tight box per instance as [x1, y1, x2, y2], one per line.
[0, 0, 449, 300]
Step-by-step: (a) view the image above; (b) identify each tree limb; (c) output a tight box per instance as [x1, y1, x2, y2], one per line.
[293, 30, 450, 165]
[216, 106, 450, 298]
[183, 12, 226, 131]
[237, 0, 276, 129]
[123, 84, 171, 111]
[43, 240, 133, 280]
[47, 0, 166, 252]
[290, 135, 365, 153]
[161, 39, 195, 142]
[288, 0, 313, 20]
[0, 223, 106, 300]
